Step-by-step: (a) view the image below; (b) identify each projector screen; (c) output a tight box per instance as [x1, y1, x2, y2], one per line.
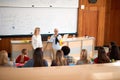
[0, 7, 78, 36]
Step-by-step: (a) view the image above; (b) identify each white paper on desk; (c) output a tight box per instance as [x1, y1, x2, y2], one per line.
[47, 39, 53, 43]
[62, 34, 69, 40]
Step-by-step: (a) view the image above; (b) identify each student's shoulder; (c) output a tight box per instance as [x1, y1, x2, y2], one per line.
[76, 60, 83, 64]
[43, 59, 48, 66]
[26, 59, 34, 63]
[23, 59, 34, 67]
[16, 55, 22, 58]
[51, 60, 56, 64]
[43, 59, 48, 62]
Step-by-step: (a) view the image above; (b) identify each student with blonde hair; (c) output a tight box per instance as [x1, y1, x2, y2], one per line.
[51, 50, 67, 66]
[0, 50, 12, 67]
[76, 49, 89, 65]
[32, 27, 43, 50]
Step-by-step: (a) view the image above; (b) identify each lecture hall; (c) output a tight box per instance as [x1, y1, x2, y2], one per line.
[0, 0, 120, 80]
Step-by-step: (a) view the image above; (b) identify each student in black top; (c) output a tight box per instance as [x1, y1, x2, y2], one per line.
[24, 48, 48, 67]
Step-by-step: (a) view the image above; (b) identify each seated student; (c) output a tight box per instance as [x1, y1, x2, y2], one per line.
[94, 47, 110, 63]
[51, 50, 67, 66]
[24, 48, 48, 67]
[109, 45, 120, 61]
[16, 49, 30, 64]
[0, 50, 12, 67]
[61, 46, 75, 65]
[76, 49, 89, 65]
[107, 42, 117, 57]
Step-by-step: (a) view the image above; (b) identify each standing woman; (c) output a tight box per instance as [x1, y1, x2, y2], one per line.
[32, 27, 43, 50]
[49, 28, 62, 60]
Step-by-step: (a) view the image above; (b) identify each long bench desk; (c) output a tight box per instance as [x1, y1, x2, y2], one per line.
[0, 62, 120, 80]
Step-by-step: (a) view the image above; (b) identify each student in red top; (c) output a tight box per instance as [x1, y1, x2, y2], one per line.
[16, 49, 30, 64]
[94, 47, 110, 64]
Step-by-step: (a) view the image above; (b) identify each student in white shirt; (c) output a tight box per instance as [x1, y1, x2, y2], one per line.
[49, 28, 62, 60]
[32, 27, 43, 50]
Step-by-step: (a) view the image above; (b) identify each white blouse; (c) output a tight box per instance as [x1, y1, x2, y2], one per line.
[32, 35, 43, 49]
[49, 35, 62, 50]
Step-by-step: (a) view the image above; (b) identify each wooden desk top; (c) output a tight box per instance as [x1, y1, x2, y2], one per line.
[0, 62, 120, 80]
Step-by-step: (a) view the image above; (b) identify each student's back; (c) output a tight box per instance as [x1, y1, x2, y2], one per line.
[109, 45, 120, 60]
[51, 50, 67, 66]
[24, 59, 48, 67]
[0, 50, 12, 67]
[24, 48, 48, 67]
[94, 47, 110, 63]
[61, 46, 75, 65]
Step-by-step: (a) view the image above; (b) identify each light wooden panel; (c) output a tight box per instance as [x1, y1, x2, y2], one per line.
[78, 0, 107, 46]
[82, 10, 98, 45]
[1, 62, 120, 80]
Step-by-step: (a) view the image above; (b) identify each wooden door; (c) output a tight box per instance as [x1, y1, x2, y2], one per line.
[81, 10, 98, 45]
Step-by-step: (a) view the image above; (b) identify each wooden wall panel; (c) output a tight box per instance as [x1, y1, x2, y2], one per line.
[0, 37, 31, 54]
[109, 10, 120, 45]
[0, 38, 11, 52]
[104, 0, 120, 46]
[81, 10, 98, 45]
[104, 0, 111, 45]
[78, 0, 106, 46]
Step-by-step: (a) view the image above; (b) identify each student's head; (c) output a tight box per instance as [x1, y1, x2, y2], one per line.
[56, 50, 64, 59]
[21, 49, 28, 55]
[0, 50, 8, 65]
[33, 47, 44, 67]
[34, 27, 40, 35]
[109, 42, 116, 50]
[61, 46, 70, 56]
[56, 50, 64, 66]
[80, 49, 87, 60]
[110, 42, 116, 46]
[98, 47, 110, 63]
[98, 47, 106, 55]
[54, 28, 58, 35]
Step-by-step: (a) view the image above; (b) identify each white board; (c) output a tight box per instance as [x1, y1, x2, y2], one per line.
[0, 7, 78, 36]
[0, 0, 78, 8]
[0, 0, 78, 36]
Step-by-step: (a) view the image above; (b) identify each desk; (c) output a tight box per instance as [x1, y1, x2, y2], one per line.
[44, 37, 95, 60]
[11, 40, 33, 60]
[11, 37, 95, 60]
[0, 62, 120, 80]
[62, 37, 95, 54]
